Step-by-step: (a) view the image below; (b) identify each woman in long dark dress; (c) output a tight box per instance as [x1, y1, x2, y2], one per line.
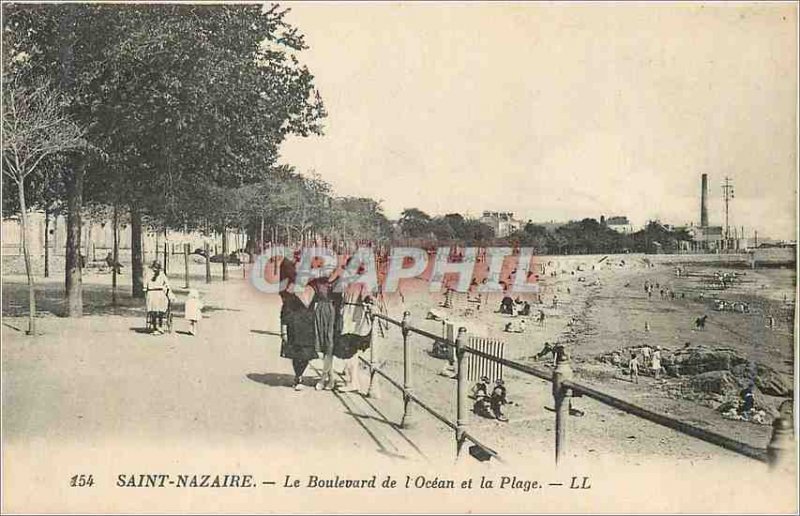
[310, 270, 337, 391]
[279, 258, 316, 390]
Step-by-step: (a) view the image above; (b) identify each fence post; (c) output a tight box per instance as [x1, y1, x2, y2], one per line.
[767, 414, 795, 472]
[552, 345, 573, 465]
[204, 242, 211, 283]
[184, 243, 190, 289]
[365, 301, 379, 399]
[401, 311, 414, 428]
[455, 327, 468, 459]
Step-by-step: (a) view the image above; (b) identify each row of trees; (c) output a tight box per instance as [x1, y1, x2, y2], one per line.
[397, 209, 494, 244]
[395, 208, 692, 254]
[500, 219, 692, 255]
[2, 4, 338, 333]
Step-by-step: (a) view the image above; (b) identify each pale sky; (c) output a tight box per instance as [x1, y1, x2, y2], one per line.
[279, 2, 798, 240]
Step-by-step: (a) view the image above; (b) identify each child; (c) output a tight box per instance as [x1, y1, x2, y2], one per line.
[629, 352, 640, 384]
[651, 346, 662, 380]
[185, 289, 203, 336]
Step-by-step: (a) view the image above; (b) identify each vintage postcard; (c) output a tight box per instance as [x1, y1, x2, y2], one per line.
[1, 1, 798, 514]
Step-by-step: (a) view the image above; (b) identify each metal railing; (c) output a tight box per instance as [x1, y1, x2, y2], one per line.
[360, 305, 795, 469]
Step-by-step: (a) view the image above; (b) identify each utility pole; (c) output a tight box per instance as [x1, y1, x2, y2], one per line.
[722, 177, 735, 249]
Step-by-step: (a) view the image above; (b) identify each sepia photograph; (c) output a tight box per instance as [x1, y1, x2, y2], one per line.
[1, 1, 798, 513]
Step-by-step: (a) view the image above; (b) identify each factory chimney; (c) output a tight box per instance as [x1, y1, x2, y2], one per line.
[700, 173, 709, 227]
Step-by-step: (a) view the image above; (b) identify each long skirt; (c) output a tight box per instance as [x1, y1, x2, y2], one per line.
[282, 307, 317, 361]
[146, 289, 169, 313]
[314, 300, 336, 355]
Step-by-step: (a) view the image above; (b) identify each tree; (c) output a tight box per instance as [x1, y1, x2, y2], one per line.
[399, 208, 432, 238]
[332, 196, 391, 244]
[1, 77, 86, 334]
[5, 4, 327, 306]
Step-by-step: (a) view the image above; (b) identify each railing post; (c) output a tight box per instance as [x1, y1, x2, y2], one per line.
[365, 301, 379, 399]
[455, 327, 468, 459]
[552, 345, 573, 466]
[767, 414, 795, 473]
[401, 311, 414, 428]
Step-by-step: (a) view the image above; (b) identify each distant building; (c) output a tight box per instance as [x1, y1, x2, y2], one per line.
[604, 215, 634, 234]
[479, 211, 522, 238]
[2, 211, 232, 275]
[682, 224, 724, 252]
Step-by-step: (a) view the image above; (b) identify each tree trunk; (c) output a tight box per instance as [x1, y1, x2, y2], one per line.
[260, 215, 265, 254]
[17, 179, 37, 335]
[84, 221, 92, 263]
[112, 204, 118, 306]
[222, 227, 228, 281]
[64, 168, 83, 317]
[163, 227, 168, 274]
[43, 210, 50, 278]
[130, 206, 144, 298]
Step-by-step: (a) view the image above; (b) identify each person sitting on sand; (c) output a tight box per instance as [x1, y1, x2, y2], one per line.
[500, 296, 514, 315]
[471, 376, 493, 418]
[504, 319, 526, 333]
[490, 379, 509, 422]
[519, 301, 531, 316]
[535, 341, 555, 362]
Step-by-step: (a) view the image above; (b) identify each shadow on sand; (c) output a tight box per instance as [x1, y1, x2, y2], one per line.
[246, 372, 296, 388]
[250, 329, 281, 337]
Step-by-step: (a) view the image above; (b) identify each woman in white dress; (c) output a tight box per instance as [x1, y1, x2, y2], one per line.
[145, 261, 171, 334]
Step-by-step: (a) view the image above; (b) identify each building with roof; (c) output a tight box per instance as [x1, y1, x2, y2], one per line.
[479, 211, 523, 238]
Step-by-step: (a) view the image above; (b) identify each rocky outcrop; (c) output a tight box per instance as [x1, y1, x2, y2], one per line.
[662, 347, 748, 376]
[753, 364, 793, 397]
[688, 370, 741, 396]
[596, 345, 794, 400]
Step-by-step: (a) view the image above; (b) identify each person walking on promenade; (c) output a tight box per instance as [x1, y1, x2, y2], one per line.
[311, 264, 338, 391]
[145, 261, 171, 335]
[279, 257, 316, 391]
[332, 260, 374, 393]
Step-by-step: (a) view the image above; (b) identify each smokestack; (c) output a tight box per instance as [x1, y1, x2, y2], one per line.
[700, 173, 709, 227]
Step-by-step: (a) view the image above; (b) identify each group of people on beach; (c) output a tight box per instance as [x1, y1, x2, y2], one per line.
[278, 254, 375, 392]
[628, 345, 662, 384]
